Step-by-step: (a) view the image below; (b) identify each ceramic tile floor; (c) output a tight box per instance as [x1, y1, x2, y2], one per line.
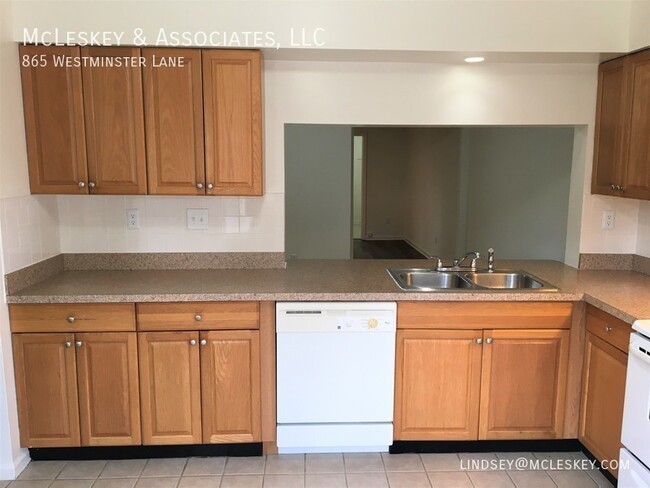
[0, 452, 614, 488]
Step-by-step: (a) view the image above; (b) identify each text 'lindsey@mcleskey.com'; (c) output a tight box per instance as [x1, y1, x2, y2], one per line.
[459, 457, 627, 471]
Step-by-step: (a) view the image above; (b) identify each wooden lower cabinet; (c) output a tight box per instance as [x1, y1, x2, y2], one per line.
[13, 333, 80, 447]
[201, 330, 261, 443]
[13, 332, 141, 448]
[138, 332, 202, 445]
[394, 326, 570, 442]
[394, 329, 482, 440]
[139, 330, 261, 445]
[76, 333, 141, 446]
[480, 329, 570, 440]
[579, 332, 628, 477]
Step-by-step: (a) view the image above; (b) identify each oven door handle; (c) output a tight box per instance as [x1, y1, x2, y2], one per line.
[629, 346, 650, 365]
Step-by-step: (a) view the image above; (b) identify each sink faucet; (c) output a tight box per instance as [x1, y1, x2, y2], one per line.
[453, 251, 481, 269]
[487, 248, 495, 271]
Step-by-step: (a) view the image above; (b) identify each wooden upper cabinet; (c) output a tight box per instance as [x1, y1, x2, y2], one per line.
[76, 332, 141, 446]
[592, 48, 650, 200]
[394, 329, 482, 441]
[579, 332, 627, 477]
[13, 333, 80, 447]
[143, 49, 205, 195]
[138, 331, 202, 445]
[20, 45, 88, 194]
[203, 50, 263, 196]
[479, 329, 570, 440]
[81, 47, 147, 194]
[592, 57, 627, 196]
[620, 49, 650, 200]
[201, 330, 261, 443]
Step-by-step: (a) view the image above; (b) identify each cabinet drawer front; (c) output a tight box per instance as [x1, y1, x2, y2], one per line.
[137, 302, 259, 331]
[9, 304, 136, 333]
[586, 305, 631, 353]
[398, 302, 573, 329]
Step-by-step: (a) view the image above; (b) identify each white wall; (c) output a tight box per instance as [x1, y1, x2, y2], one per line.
[58, 195, 283, 253]
[636, 201, 650, 257]
[629, 0, 650, 50]
[10, 0, 636, 54]
[0, 0, 30, 478]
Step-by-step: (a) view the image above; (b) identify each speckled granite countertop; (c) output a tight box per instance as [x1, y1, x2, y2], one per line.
[7, 259, 650, 324]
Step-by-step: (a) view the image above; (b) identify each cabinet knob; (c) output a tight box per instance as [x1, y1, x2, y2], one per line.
[611, 184, 616, 190]
[78, 182, 86, 188]
[604, 325, 613, 332]
[67, 316, 76, 323]
[88, 182, 96, 189]
[476, 338, 483, 344]
[486, 338, 493, 344]
[200, 339, 207, 346]
[195, 314, 202, 322]
[190, 339, 197, 346]
[75, 341, 82, 347]
[618, 186, 624, 191]
[64, 341, 72, 348]
[207, 183, 214, 190]
[196, 183, 204, 189]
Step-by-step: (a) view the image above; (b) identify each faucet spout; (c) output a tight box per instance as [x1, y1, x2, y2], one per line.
[455, 251, 481, 270]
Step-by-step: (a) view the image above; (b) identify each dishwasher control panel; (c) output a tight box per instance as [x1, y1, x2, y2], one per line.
[276, 302, 397, 333]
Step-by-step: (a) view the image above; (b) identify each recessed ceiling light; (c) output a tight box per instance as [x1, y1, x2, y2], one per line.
[464, 56, 485, 63]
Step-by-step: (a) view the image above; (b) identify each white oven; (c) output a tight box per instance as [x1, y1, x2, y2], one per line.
[619, 320, 650, 487]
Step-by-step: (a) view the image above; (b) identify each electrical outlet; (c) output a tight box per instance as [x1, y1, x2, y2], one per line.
[126, 209, 139, 229]
[187, 208, 208, 230]
[602, 210, 615, 230]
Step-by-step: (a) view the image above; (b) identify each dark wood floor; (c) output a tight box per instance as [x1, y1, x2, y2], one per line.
[353, 239, 427, 259]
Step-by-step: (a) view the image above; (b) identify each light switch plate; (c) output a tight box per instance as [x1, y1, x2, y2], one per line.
[187, 208, 208, 230]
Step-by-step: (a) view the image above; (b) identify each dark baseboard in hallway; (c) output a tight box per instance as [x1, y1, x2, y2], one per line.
[353, 239, 427, 259]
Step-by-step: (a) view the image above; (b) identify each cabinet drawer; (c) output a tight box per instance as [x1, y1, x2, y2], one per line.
[398, 302, 573, 329]
[9, 304, 136, 333]
[586, 305, 631, 353]
[137, 302, 259, 331]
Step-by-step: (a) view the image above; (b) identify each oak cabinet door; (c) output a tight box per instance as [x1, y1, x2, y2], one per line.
[579, 333, 627, 477]
[12, 333, 80, 447]
[82, 47, 147, 194]
[20, 45, 88, 194]
[139, 332, 202, 445]
[143, 48, 205, 195]
[201, 330, 261, 443]
[394, 329, 482, 440]
[76, 332, 141, 446]
[592, 56, 628, 196]
[621, 49, 650, 200]
[203, 50, 263, 196]
[479, 329, 570, 440]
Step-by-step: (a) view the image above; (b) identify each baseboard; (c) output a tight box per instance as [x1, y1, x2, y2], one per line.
[580, 444, 618, 486]
[360, 235, 404, 241]
[0, 449, 30, 480]
[390, 439, 582, 454]
[29, 443, 262, 461]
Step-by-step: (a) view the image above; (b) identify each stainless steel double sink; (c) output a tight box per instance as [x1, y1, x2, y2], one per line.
[387, 268, 557, 291]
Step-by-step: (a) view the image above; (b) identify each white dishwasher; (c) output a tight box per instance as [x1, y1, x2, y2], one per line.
[276, 302, 396, 453]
